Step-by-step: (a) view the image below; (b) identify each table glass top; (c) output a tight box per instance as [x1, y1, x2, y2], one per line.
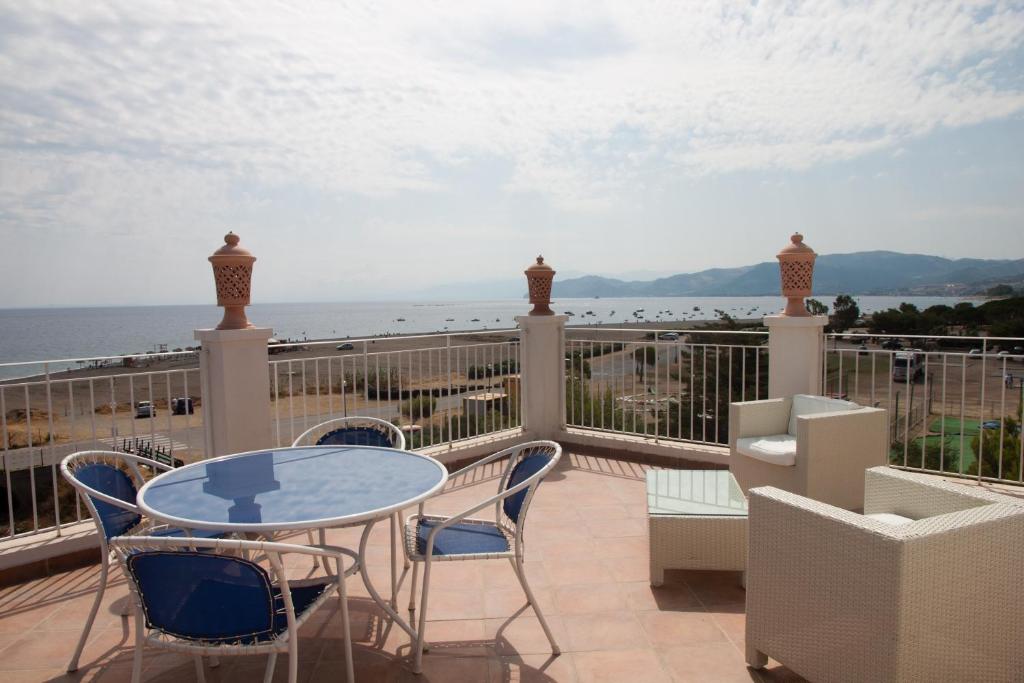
[139, 446, 447, 530]
[646, 469, 748, 517]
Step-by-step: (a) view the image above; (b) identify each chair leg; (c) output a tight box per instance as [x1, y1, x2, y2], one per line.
[407, 558, 419, 613]
[288, 637, 299, 683]
[390, 512, 399, 606]
[68, 551, 109, 672]
[131, 606, 145, 683]
[512, 555, 560, 655]
[193, 656, 207, 683]
[413, 558, 433, 674]
[338, 564, 355, 683]
[263, 652, 278, 683]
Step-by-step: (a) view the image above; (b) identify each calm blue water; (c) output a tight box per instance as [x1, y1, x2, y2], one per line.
[0, 296, 972, 379]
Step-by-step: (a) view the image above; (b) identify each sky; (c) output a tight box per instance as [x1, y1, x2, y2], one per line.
[1, 1, 1023, 307]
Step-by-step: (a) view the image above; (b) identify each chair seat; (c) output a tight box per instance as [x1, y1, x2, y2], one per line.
[735, 434, 797, 466]
[412, 518, 511, 557]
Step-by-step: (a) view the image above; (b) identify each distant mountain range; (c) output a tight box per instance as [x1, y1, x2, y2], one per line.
[552, 252, 1024, 298]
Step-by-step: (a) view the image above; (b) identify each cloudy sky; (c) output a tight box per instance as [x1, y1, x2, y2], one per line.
[2, 1, 1023, 307]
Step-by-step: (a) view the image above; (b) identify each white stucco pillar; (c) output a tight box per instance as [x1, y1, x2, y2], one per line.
[764, 315, 828, 398]
[195, 327, 274, 456]
[515, 315, 568, 440]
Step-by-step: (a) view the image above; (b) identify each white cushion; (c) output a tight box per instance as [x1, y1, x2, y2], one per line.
[736, 434, 797, 467]
[788, 394, 860, 436]
[864, 512, 915, 526]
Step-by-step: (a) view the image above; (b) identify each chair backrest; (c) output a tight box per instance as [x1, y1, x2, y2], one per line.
[123, 549, 278, 643]
[291, 416, 406, 450]
[61, 451, 145, 540]
[499, 442, 561, 527]
[788, 394, 860, 435]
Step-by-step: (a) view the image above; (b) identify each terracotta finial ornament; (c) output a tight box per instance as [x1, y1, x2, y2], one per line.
[209, 232, 256, 329]
[525, 255, 556, 316]
[776, 233, 817, 317]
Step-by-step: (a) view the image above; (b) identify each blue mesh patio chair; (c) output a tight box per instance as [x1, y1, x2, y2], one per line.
[110, 535, 358, 683]
[60, 450, 228, 673]
[403, 440, 562, 672]
[292, 416, 407, 599]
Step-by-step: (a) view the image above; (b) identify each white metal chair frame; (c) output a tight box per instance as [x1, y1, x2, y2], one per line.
[291, 416, 408, 604]
[403, 440, 563, 673]
[60, 450, 199, 673]
[110, 535, 358, 683]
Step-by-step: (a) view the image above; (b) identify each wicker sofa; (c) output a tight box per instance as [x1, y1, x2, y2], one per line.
[745, 467, 1024, 682]
[729, 394, 888, 510]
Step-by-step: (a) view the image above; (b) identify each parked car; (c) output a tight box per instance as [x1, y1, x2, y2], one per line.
[171, 397, 194, 415]
[336, 343, 354, 350]
[892, 351, 923, 383]
[968, 348, 983, 359]
[857, 343, 869, 356]
[658, 332, 680, 341]
[882, 339, 903, 350]
[135, 401, 155, 418]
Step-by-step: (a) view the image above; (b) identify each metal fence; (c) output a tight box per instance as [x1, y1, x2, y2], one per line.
[824, 333, 1024, 486]
[0, 351, 202, 538]
[268, 331, 522, 451]
[565, 328, 769, 446]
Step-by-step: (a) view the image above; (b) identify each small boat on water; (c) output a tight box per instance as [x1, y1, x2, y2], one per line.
[471, 318, 480, 322]
[396, 318, 406, 322]
[446, 318, 455, 321]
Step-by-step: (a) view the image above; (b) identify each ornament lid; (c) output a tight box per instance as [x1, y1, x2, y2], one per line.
[525, 255, 554, 274]
[777, 233, 815, 258]
[211, 232, 254, 258]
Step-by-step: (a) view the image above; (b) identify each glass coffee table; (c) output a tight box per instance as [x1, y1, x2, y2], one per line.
[647, 469, 748, 586]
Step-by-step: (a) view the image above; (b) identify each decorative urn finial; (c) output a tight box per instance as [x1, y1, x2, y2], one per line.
[524, 255, 555, 316]
[208, 232, 256, 330]
[776, 233, 817, 317]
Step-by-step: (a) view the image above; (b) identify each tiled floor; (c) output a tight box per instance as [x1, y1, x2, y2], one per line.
[0, 452, 805, 682]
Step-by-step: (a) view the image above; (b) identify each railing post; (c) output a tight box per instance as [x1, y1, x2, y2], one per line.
[196, 231, 273, 457]
[516, 315, 568, 440]
[764, 315, 828, 398]
[766, 232, 828, 398]
[195, 327, 275, 456]
[516, 255, 567, 440]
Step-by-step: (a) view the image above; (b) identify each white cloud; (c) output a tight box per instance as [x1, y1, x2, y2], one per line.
[0, 1, 1022, 305]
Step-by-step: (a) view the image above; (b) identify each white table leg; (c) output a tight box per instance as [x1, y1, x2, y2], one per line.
[358, 518, 420, 642]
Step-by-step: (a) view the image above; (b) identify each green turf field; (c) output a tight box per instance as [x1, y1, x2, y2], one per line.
[928, 417, 981, 436]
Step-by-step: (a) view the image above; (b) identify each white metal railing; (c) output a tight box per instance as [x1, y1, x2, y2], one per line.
[268, 331, 522, 451]
[824, 333, 1024, 486]
[565, 328, 769, 446]
[0, 351, 203, 538]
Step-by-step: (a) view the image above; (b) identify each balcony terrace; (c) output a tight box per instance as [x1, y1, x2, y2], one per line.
[0, 449, 796, 683]
[1, 244, 1021, 682]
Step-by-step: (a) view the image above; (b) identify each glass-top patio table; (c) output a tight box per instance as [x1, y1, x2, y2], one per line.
[137, 445, 449, 642]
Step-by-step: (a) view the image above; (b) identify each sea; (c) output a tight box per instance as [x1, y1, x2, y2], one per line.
[0, 296, 975, 380]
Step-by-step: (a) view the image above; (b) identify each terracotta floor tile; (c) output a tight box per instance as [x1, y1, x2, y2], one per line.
[676, 570, 747, 607]
[416, 588, 487, 620]
[484, 587, 554, 619]
[484, 615, 566, 656]
[490, 653, 576, 682]
[414, 652, 494, 683]
[583, 518, 647, 539]
[706, 602, 747, 645]
[603, 556, 651, 583]
[619, 581, 700, 613]
[553, 584, 625, 616]
[638, 610, 728, 648]
[592, 535, 648, 560]
[659, 642, 760, 683]
[573, 648, 671, 683]
[562, 613, 648, 653]
[542, 561, 613, 588]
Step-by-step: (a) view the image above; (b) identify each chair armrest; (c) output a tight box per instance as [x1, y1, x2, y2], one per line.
[798, 407, 888, 507]
[863, 466, 1019, 517]
[729, 398, 791, 442]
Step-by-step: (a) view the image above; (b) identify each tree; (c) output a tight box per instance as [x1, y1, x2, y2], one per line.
[985, 284, 1014, 297]
[831, 294, 860, 332]
[805, 298, 828, 316]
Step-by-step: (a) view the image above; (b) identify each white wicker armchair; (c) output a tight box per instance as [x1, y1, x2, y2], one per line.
[745, 467, 1024, 682]
[729, 394, 888, 510]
